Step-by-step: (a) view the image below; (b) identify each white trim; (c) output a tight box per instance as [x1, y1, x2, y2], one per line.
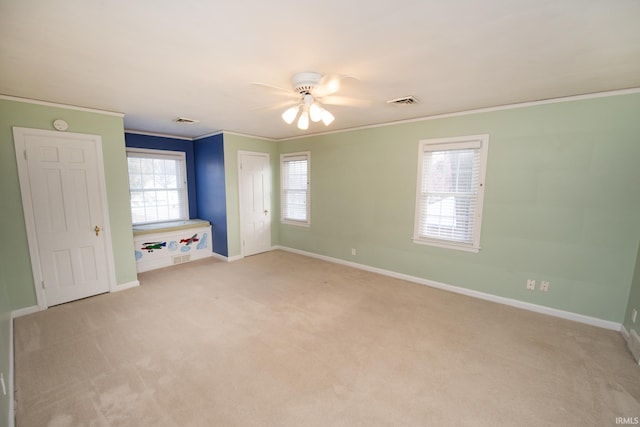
[280, 151, 311, 226]
[275, 87, 640, 141]
[621, 324, 640, 364]
[209, 130, 274, 142]
[10, 306, 39, 319]
[4, 88, 638, 143]
[13, 127, 118, 309]
[9, 305, 39, 427]
[94, 136, 119, 296]
[126, 148, 190, 224]
[211, 252, 229, 262]
[124, 130, 193, 141]
[412, 238, 480, 253]
[193, 130, 224, 140]
[113, 280, 140, 291]
[413, 134, 489, 252]
[621, 323, 630, 340]
[126, 147, 188, 158]
[8, 315, 14, 427]
[211, 252, 244, 262]
[237, 151, 272, 257]
[0, 94, 124, 117]
[273, 245, 621, 331]
[196, 130, 275, 142]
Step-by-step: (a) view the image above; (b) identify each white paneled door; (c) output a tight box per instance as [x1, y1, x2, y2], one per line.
[238, 152, 271, 256]
[14, 127, 113, 307]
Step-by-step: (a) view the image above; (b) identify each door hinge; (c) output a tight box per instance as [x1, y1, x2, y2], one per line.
[23, 150, 27, 160]
[41, 280, 46, 289]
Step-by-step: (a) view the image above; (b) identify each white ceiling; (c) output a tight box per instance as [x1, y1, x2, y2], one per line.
[1, 0, 639, 140]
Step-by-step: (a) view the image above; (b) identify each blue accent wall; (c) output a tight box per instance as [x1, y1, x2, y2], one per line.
[124, 133, 197, 218]
[194, 134, 228, 257]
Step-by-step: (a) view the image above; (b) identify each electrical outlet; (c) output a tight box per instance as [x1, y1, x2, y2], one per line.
[351, 248, 356, 256]
[540, 281, 550, 292]
[526, 279, 536, 290]
[633, 309, 637, 324]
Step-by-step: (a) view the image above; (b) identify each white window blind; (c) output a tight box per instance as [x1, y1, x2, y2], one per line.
[414, 135, 488, 252]
[127, 149, 189, 225]
[281, 152, 310, 225]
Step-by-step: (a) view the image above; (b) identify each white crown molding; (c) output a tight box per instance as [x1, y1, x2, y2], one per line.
[276, 87, 640, 141]
[200, 129, 275, 142]
[0, 94, 124, 117]
[193, 130, 224, 141]
[273, 245, 622, 331]
[6, 88, 637, 142]
[125, 129, 193, 141]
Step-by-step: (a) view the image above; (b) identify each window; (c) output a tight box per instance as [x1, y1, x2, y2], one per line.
[281, 152, 310, 225]
[413, 135, 489, 252]
[126, 148, 189, 225]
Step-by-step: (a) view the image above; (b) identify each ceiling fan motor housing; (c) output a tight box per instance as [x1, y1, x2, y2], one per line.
[292, 72, 322, 94]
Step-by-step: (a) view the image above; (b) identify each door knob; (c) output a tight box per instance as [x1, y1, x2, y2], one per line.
[95, 226, 101, 236]
[264, 209, 269, 215]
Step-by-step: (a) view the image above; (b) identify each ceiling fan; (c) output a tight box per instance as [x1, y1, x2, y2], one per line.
[252, 72, 369, 130]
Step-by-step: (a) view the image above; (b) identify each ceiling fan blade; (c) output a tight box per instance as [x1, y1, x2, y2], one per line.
[320, 95, 371, 107]
[251, 99, 298, 111]
[250, 82, 298, 98]
[315, 74, 360, 97]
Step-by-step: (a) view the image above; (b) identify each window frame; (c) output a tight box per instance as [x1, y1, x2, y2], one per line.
[413, 134, 489, 253]
[126, 148, 189, 225]
[280, 151, 311, 227]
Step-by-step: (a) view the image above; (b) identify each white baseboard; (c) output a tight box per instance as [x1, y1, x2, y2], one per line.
[621, 325, 640, 364]
[273, 246, 621, 331]
[212, 252, 244, 262]
[9, 305, 40, 426]
[8, 315, 15, 427]
[8, 306, 36, 427]
[10, 306, 39, 319]
[113, 280, 140, 292]
[621, 324, 630, 341]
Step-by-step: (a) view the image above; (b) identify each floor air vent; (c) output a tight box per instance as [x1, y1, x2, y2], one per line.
[172, 254, 191, 265]
[386, 96, 419, 105]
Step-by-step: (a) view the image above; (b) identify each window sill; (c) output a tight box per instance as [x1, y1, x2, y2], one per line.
[281, 219, 310, 228]
[412, 237, 480, 253]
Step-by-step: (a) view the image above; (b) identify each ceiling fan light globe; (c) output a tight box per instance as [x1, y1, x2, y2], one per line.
[321, 109, 335, 126]
[309, 103, 323, 122]
[297, 111, 309, 130]
[282, 106, 299, 124]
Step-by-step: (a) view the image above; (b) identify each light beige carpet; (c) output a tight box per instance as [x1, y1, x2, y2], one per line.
[13, 250, 640, 426]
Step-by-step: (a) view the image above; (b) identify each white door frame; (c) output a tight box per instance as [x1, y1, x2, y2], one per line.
[13, 127, 117, 310]
[237, 150, 271, 257]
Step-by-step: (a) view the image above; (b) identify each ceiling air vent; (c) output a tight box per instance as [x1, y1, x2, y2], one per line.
[174, 117, 200, 124]
[386, 96, 419, 105]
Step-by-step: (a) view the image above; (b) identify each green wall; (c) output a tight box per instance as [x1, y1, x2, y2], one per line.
[277, 93, 640, 323]
[0, 98, 138, 307]
[1, 93, 638, 426]
[0, 98, 138, 427]
[223, 133, 279, 257]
